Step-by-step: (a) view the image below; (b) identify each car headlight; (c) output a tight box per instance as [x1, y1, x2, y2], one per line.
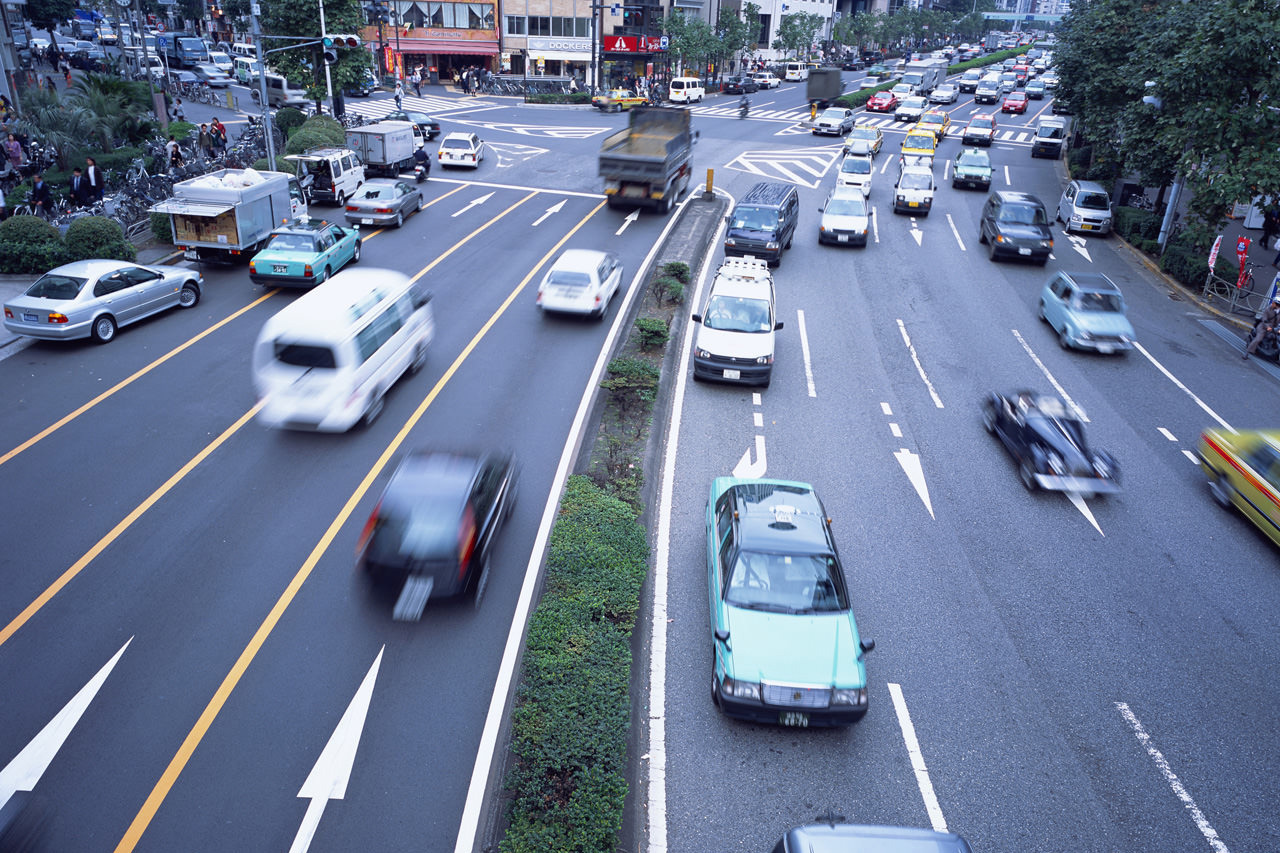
[695, 348, 711, 359]
[1048, 452, 1066, 474]
[995, 234, 1006, 243]
[819, 224, 827, 233]
[1041, 239, 1053, 248]
[755, 355, 773, 365]
[725, 237, 737, 246]
[1078, 329, 1092, 340]
[1070, 213, 1082, 222]
[766, 241, 779, 249]
[832, 687, 868, 706]
[721, 676, 760, 701]
[896, 195, 906, 203]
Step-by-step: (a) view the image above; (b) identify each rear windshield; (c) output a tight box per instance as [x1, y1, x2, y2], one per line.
[441, 138, 473, 149]
[547, 270, 592, 288]
[266, 233, 316, 252]
[27, 274, 86, 300]
[274, 342, 336, 368]
[1078, 192, 1110, 210]
[367, 500, 471, 566]
[999, 203, 1048, 225]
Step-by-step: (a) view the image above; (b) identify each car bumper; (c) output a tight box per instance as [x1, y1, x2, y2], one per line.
[953, 175, 990, 190]
[1065, 333, 1132, 353]
[439, 156, 479, 168]
[717, 692, 868, 727]
[812, 126, 844, 135]
[991, 243, 1051, 261]
[1032, 473, 1121, 494]
[724, 243, 781, 263]
[249, 272, 323, 287]
[346, 211, 401, 227]
[894, 199, 932, 214]
[693, 356, 772, 385]
[819, 230, 867, 246]
[1065, 219, 1111, 235]
[962, 134, 993, 145]
[3, 317, 91, 340]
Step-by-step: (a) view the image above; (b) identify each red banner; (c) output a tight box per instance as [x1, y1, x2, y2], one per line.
[601, 35, 664, 53]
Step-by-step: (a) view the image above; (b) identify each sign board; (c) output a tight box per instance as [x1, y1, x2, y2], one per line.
[659, 35, 668, 50]
[158, 36, 168, 47]
[1208, 234, 1221, 270]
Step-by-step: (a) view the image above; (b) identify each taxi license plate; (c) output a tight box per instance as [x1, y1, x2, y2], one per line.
[361, 218, 373, 225]
[909, 201, 919, 207]
[184, 249, 198, 260]
[1081, 224, 1093, 230]
[273, 264, 288, 274]
[723, 369, 741, 380]
[780, 712, 809, 727]
[22, 312, 37, 323]
[838, 235, 848, 242]
[1097, 344, 1114, 354]
[1018, 247, 1032, 255]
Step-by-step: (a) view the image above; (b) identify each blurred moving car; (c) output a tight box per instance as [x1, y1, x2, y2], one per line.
[357, 450, 517, 617]
[818, 186, 870, 247]
[707, 477, 874, 726]
[535, 248, 623, 319]
[248, 219, 361, 286]
[813, 107, 854, 136]
[191, 64, 233, 87]
[344, 178, 424, 229]
[3, 260, 203, 344]
[771, 821, 972, 853]
[982, 391, 1121, 495]
[1198, 430, 1280, 547]
[1038, 271, 1135, 353]
[385, 109, 441, 140]
[979, 191, 1053, 264]
[438, 131, 486, 168]
[930, 82, 959, 103]
[842, 124, 883, 157]
[592, 88, 646, 111]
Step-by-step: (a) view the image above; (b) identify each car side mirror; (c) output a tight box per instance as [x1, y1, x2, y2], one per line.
[692, 313, 703, 323]
[859, 638, 875, 655]
[714, 628, 730, 644]
[774, 321, 784, 330]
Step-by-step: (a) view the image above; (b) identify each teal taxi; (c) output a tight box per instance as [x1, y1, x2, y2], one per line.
[707, 477, 874, 727]
[248, 219, 361, 287]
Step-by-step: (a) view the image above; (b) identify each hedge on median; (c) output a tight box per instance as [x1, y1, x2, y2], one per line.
[501, 475, 650, 853]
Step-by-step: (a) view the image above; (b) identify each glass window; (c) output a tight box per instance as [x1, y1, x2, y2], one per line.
[467, 4, 488, 28]
[426, 2, 444, 26]
[528, 15, 548, 35]
[551, 16, 565, 35]
[274, 342, 336, 368]
[575, 17, 590, 37]
[504, 15, 525, 35]
[26, 274, 86, 300]
[725, 551, 849, 612]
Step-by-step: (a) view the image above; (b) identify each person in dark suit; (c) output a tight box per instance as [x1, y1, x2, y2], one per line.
[85, 156, 104, 200]
[29, 173, 52, 218]
[69, 167, 91, 205]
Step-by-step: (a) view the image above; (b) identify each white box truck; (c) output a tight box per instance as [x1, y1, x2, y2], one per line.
[151, 169, 308, 264]
[901, 59, 948, 96]
[344, 121, 424, 178]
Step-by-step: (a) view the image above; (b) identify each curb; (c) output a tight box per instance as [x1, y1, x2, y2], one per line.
[1117, 234, 1254, 331]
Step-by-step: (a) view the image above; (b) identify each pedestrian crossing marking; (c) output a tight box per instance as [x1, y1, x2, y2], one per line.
[724, 145, 844, 189]
[346, 93, 491, 119]
[449, 119, 609, 139]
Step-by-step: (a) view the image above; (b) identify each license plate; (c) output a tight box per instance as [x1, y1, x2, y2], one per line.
[780, 712, 809, 727]
[361, 218, 373, 225]
[837, 235, 848, 242]
[1081, 224, 1093, 230]
[1018, 247, 1032, 255]
[722, 369, 741, 380]
[273, 264, 288, 273]
[22, 312, 37, 323]
[1097, 344, 1114, 354]
[184, 249, 198, 260]
[909, 201, 918, 207]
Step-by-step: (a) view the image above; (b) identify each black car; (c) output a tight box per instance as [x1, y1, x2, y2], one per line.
[978, 190, 1054, 264]
[840, 58, 863, 71]
[722, 75, 759, 95]
[982, 391, 1120, 495]
[384, 109, 441, 140]
[357, 450, 516, 617]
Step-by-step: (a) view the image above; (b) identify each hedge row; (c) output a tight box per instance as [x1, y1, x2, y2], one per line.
[501, 475, 649, 853]
[835, 46, 1030, 109]
[0, 215, 134, 274]
[527, 92, 593, 105]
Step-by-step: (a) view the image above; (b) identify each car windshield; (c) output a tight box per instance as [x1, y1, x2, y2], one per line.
[731, 205, 778, 231]
[905, 135, 936, 151]
[820, 109, 845, 120]
[900, 172, 932, 190]
[355, 186, 390, 200]
[841, 158, 872, 174]
[266, 233, 316, 252]
[442, 138, 473, 150]
[274, 342, 336, 368]
[703, 295, 772, 332]
[1073, 292, 1123, 312]
[957, 151, 988, 167]
[547, 270, 592, 289]
[26, 273, 87, 300]
[999, 203, 1048, 225]
[826, 196, 868, 216]
[1078, 192, 1110, 210]
[726, 550, 848, 612]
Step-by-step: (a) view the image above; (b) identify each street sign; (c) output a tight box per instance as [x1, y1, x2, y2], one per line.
[158, 36, 168, 48]
[659, 35, 668, 50]
[115, 0, 131, 7]
[610, 3, 620, 13]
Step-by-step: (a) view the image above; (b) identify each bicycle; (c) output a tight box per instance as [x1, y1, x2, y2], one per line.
[124, 157, 151, 184]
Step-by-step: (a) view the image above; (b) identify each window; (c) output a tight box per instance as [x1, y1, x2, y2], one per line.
[504, 15, 525, 35]
[355, 305, 405, 363]
[467, 3, 493, 28]
[527, 15, 549, 35]
[575, 17, 590, 37]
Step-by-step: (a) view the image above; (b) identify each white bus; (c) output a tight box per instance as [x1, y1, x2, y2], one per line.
[253, 268, 435, 432]
[783, 62, 809, 81]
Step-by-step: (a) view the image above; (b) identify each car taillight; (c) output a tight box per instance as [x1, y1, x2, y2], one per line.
[458, 505, 476, 580]
[3, 308, 11, 319]
[304, 264, 313, 277]
[374, 208, 392, 214]
[248, 261, 256, 271]
[355, 502, 380, 557]
[48, 313, 69, 324]
[346, 205, 358, 211]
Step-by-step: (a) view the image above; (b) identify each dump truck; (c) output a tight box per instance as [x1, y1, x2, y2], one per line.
[344, 121, 425, 178]
[901, 58, 948, 96]
[806, 68, 844, 109]
[150, 169, 307, 264]
[598, 107, 695, 214]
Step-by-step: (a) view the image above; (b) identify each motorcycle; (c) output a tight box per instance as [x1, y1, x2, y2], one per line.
[414, 163, 428, 183]
[739, 99, 750, 119]
[1250, 316, 1279, 361]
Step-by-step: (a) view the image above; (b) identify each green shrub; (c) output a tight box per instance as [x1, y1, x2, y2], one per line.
[652, 275, 684, 304]
[1113, 208, 1160, 242]
[64, 216, 135, 261]
[600, 356, 661, 422]
[274, 107, 306, 134]
[501, 476, 649, 853]
[284, 129, 332, 156]
[634, 317, 670, 351]
[526, 92, 592, 105]
[254, 157, 297, 175]
[1066, 145, 1091, 178]
[150, 211, 173, 244]
[166, 120, 197, 140]
[299, 115, 346, 147]
[660, 260, 690, 284]
[0, 215, 66, 274]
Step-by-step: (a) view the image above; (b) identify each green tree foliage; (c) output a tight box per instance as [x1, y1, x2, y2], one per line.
[26, 0, 75, 31]
[664, 10, 718, 76]
[63, 217, 136, 262]
[772, 12, 823, 59]
[833, 10, 881, 53]
[260, 0, 372, 97]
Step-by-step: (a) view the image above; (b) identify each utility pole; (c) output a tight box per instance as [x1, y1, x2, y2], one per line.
[137, 0, 166, 128]
[249, 3, 277, 171]
[317, 0, 334, 106]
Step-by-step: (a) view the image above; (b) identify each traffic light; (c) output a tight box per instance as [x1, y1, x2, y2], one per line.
[324, 35, 362, 48]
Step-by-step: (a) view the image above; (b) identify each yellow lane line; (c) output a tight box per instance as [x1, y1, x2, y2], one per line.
[115, 196, 607, 852]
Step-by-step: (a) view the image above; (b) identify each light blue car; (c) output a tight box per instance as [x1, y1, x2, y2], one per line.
[1039, 271, 1135, 353]
[706, 477, 874, 727]
[248, 220, 361, 287]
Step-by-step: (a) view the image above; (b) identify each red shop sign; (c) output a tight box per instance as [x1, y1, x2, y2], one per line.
[603, 36, 637, 52]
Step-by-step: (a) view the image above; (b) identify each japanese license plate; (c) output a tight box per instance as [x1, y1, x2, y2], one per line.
[22, 312, 37, 323]
[909, 201, 919, 207]
[273, 264, 288, 273]
[838, 235, 848, 242]
[184, 249, 198, 260]
[1097, 344, 1114, 354]
[361, 218, 373, 225]
[780, 712, 809, 727]
[1081, 223, 1093, 230]
[722, 369, 741, 380]
[1018, 247, 1032, 255]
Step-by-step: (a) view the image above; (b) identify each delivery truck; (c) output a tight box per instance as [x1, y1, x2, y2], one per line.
[344, 121, 425, 178]
[901, 59, 948, 96]
[806, 68, 844, 109]
[598, 107, 695, 214]
[150, 169, 308, 264]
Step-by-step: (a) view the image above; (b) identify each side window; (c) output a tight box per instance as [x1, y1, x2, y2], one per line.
[1066, 184, 1077, 201]
[342, 155, 354, 172]
[715, 492, 734, 541]
[1061, 285, 1074, 303]
[94, 274, 126, 296]
[718, 534, 735, 591]
[354, 305, 405, 363]
[1245, 445, 1280, 478]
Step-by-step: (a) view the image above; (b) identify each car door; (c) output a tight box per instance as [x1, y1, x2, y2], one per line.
[470, 459, 504, 572]
[1042, 275, 1069, 331]
[709, 490, 736, 632]
[315, 229, 338, 273]
[92, 269, 149, 324]
[126, 265, 177, 317]
[1239, 444, 1280, 541]
[1058, 183, 1076, 222]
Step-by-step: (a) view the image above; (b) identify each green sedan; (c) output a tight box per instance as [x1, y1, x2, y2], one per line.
[249, 219, 361, 287]
[707, 476, 874, 727]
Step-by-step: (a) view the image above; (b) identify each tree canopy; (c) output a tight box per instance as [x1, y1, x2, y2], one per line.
[771, 12, 823, 59]
[260, 0, 373, 97]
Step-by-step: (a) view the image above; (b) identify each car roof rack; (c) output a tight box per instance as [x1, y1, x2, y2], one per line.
[715, 257, 772, 283]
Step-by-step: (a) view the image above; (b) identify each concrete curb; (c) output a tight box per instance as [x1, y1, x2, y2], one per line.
[1116, 233, 1254, 331]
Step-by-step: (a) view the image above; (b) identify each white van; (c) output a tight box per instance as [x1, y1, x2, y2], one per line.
[690, 257, 783, 387]
[233, 56, 262, 84]
[230, 42, 256, 58]
[253, 72, 310, 108]
[783, 62, 809, 81]
[668, 77, 705, 103]
[253, 268, 435, 432]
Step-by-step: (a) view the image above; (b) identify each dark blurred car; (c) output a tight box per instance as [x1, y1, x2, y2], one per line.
[982, 391, 1121, 495]
[723, 75, 759, 94]
[342, 69, 378, 97]
[357, 450, 517, 610]
[840, 58, 863, 70]
[384, 109, 441, 140]
[772, 821, 972, 852]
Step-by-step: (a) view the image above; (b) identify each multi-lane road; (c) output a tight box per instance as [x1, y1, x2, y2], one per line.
[3, 64, 1278, 853]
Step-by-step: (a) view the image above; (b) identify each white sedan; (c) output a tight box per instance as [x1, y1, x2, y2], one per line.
[930, 83, 959, 104]
[750, 72, 780, 89]
[536, 249, 623, 319]
[438, 132, 486, 169]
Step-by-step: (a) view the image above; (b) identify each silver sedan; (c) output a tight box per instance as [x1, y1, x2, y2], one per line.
[3, 260, 203, 344]
[343, 179, 424, 229]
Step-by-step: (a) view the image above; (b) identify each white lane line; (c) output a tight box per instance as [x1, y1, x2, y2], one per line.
[942, 159, 951, 181]
[754, 412, 763, 427]
[1158, 427, 1177, 441]
[888, 683, 948, 833]
[889, 422, 903, 438]
[752, 392, 762, 405]
[872, 207, 880, 243]
[879, 157, 892, 175]
[796, 309, 817, 398]
[946, 213, 966, 251]
[1115, 702, 1230, 853]
[896, 319, 945, 408]
[1183, 449, 1200, 464]
[1011, 329, 1089, 422]
[1133, 341, 1235, 433]
[881, 402, 893, 415]
[1003, 164, 1012, 186]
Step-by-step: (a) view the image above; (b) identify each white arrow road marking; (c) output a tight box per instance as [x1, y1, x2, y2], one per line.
[1067, 233, 1092, 261]
[289, 646, 385, 853]
[732, 435, 767, 478]
[532, 199, 566, 226]
[893, 448, 935, 519]
[909, 218, 923, 246]
[896, 319, 944, 408]
[0, 638, 132, 810]
[615, 209, 640, 236]
[1066, 491, 1103, 535]
[451, 191, 494, 218]
[1011, 329, 1089, 422]
[946, 213, 966, 251]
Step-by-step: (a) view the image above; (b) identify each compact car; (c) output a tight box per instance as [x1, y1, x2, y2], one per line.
[591, 88, 646, 111]
[722, 76, 759, 95]
[866, 90, 899, 112]
[962, 113, 998, 146]
[843, 125, 884, 157]
[952, 147, 992, 190]
[535, 248, 623, 319]
[1026, 78, 1047, 99]
[344, 179, 424, 229]
[385, 109, 441, 140]
[438, 132, 486, 168]
[835, 153, 874, 196]
[930, 83, 959, 103]
[982, 391, 1121, 495]
[915, 109, 951, 140]
[1038, 271, 1135, 353]
[818, 186, 870, 247]
[812, 107, 854, 136]
[692, 257, 781, 385]
[191, 64, 232, 87]
[979, 191, 1053, 264]
[893, 164, 935, 215]
[248, 219, 361, 286]
[1002, 91, 1029, 113]
[895, 95, 928, 121]
[750, 71, 780, 89]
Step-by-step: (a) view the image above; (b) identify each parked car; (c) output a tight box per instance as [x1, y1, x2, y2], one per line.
[982, 391, 1121, 495]
[344, 178, 424, 229]
[1038, 271, 1135, 353]
[722, 75, 759, 95]
[818, 186, 870, 247]
[2, 260, 202, 344]
[437, 131, 486, 168]
[536, 248, 623, 319]
[978, 191, 1053, 264]
[1198, 430, 1280, 548]
[750, 71, 780, 89]
[1057, 179, 1113, 234]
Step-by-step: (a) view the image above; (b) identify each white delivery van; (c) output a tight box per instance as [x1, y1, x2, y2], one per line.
[253, 268, 435, 431]
[690, 257, 783, 387]
[784, 62, 809, 81]
[668, 77, 705, 103]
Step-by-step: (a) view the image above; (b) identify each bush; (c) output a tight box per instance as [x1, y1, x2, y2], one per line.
[501, 476, 649, 853]
[299, 115, 346, 147]
[525, 92, 592, 105]
[166, 120, 197, 140]
[651, 274, 683, 305]
[659, 260, 690, 284]
[600, 356, 661, 420]
[63, 216, 135, 261]
[1066, 145, 1091, 178]
[275, 107, 306, 134]
[0, 215, 66, 273]
[634, 317, 669, 351]
[150, 211, 173, 244]
[284, 129, 332, 156]
[1113, 207, 1160, 242]
[254, 157, 297, 175]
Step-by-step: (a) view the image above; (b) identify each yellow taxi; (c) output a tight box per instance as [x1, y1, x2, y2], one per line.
[1198, 429, 1280, 547]
[915, 109, 951, 141]
[592, 89, 646, 112]
[900, 130, 938, 159]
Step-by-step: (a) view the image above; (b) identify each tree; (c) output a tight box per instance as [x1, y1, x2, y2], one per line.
[261, 0, 371, 97]
[27, 0, 76, 31]
[714, 3, 757, 76]
[833, 10, 881, 54]
[664, 9, 718, 77]
[771, 12, 823, 59]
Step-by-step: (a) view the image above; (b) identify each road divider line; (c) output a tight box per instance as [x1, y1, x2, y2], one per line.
[1183, 449, 1199, 464]
[1158, 427, 1178, 441]
[871, 207, 880, 244]
[0, 402, 264, 650]
[896, 319, 944, 408]
[796, 309, 817, 398]
[1115, 702, 1230, 853]
[117, 191, 588, 853]
[0, 291, 278, 469]
[424, 175, 608, 199]
[1011, 329, 1089, 422]
[1133, 341, 1234, 432]
[945, 213, 966, 251]
[888, 683, 948, 832]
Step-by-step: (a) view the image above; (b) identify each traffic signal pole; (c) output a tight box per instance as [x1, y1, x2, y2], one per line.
[317, 0, 334, 105]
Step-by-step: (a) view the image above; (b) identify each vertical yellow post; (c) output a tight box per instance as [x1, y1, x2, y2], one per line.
[705, 168, 714, 194]
[810, 102, 817, 121]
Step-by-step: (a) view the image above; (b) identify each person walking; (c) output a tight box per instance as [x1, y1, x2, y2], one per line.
[1245, 297, 1280, 360]
[171, 97, 186, 122]
[197, 123, 214, 158]
[210, 117, 227, 155]
[4, 133, 22, 172]
[85, 156, 104, 201]
[411, 69, 422, 98]
[165, 135, 183, 172]
[29, 173, 52, 218]
[69, 167, 91, 205]
[394, 79, 404, 109]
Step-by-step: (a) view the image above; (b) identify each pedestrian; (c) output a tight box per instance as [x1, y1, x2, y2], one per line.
[165, 134, 183, 172]
[4, 133, 21, 172]
[85, 156, 104, 200]
[45, 74, 57, 92]
[29, 173, 51, 218]
[63, 62, 72, 86]
[411, 69, 422, 98]
[1244, 297, 1280, 359]
[198, 123, 214, 158]
[394, 79, 403, 109]
[210, 117, 227, 154]
[69, 167, 92, 205]
[171, 97, 185, 122]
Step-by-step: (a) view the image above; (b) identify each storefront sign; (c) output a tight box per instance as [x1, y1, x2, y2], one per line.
[528, 37, 590, 54]
[601, 35, 664, 52]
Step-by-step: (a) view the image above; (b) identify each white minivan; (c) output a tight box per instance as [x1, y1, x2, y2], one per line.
[253, 268, 435, 431]
[691, 257, 783, 387]
[668, 77, 705, 103]
[783, 62, 809, 81]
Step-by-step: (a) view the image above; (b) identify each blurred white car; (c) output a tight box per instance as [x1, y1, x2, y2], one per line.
[536, 249, 623, 319]
[930, 83, 959, 104]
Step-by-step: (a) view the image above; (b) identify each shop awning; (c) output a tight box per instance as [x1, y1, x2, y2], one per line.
[395, 39, 498, 55]
[527, 50, 590, 61]
[149, 200, 234, 217]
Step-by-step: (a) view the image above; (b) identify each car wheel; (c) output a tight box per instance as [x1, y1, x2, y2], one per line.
[988, 240, 999, 261]
[710, 643, 722, 708]
[1207, 471, 1234, 508]
[409, 343, 427, 374]
[1037, 300, 1047, 321]
[978, 226, 988, 245]
[90, 314, 116, 344]
[362, 390, 383, 428]
[416, 195, 424, 212]
[335, 190, 346, 206]
[982, 401, 997, 433]
[1059, 328, 1072, 349]
[178, 284, 200, 308]
[352, 241, 361, 263]
[394, 211, 403, 228]
[1019, 460, 1038, 491]
[319, 266, 331, 284]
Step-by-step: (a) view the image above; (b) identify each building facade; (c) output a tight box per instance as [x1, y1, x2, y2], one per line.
[360, 0, 499, 81]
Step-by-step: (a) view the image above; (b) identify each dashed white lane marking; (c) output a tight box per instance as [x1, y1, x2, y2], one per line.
[797, 309, 817, 398]
[1116, 702, 1230, 853]
[897, 319, 945, 408]
[1158, 427, 1178, 441]
[872, 207, 881, 243]
[881, 402, 893, 415]
[1003, 164, 1012, 186]
[1134, 341, 1234, 433]
[946, 213, 966, 251]
[1183, 449, 1200, 464]
[890, 422, 903, 438]
[889, 683, 949, 833]
[752, 392, 762, 405]
[753, 412, 763, 427]
[1011, 329, 1089, 422]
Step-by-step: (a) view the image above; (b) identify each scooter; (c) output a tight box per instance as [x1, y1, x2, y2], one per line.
[739, 100, 750, 119]
[1250, 316, 1279, 361]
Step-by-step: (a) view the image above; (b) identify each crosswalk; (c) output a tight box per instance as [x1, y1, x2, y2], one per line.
[345, 93, 488, 119]
[689, 106, 1040, 145]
